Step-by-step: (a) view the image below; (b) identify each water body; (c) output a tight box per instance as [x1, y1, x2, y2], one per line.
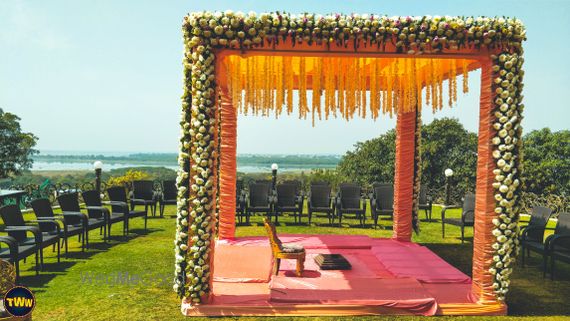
[32, 162, 335, 173]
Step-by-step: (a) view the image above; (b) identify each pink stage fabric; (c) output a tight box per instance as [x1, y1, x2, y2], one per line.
[270, 276, 438, 316]
[370, 240, 471, 284]
[213, 244, 272, 283]
[279, 248, 393, 279]
[421, 283, 475, 304]
[211, 282, 270, 305]
[218, 234, 372, 249]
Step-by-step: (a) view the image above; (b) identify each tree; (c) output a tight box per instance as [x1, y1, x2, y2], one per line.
[0, 109, 38, 178]
[337, 117, 477, 202]
[522, 128, 570, 195]
[337, 129, 396, 185]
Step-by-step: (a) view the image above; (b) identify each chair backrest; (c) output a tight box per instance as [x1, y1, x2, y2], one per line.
[31, 198, 56, 219]
[528, 206, 553, 228]
[263, 218, 282, 253]
[310, 183, 331, 208]
[0, 205, 26, 242]
[82, 190, 105, 219]
[419, 185, 428, 204]
[554, 212, 570, 251]
[0, 205, 25, 226]
[82, 190, 102, 207]
[276, 183, 297, 207]
[373, 184, 394, 210]
[461, 194, 476, 223]
[132, 180, 155, 200]
[339, 183, 362, 209]
[236, 180, 244, 194]
[249, 182, 271, 207]
[107, 186, 128, 203]
[57, 192, 81, 212]
[162, 180, 177, 200]
[106, 186, 129, 214]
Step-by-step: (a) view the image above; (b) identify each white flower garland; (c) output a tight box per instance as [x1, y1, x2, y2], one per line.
[177, 11, 526, 303]
[489, 52, 524, 301]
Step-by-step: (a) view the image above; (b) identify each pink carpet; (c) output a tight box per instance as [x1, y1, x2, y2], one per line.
[218, 234, 372, 249]
[203, 235, 472, 316]
[213, 244, 272, 283]
[370, 239, 471, 284]
[270, 277, 438, 315]
[279, 248, 393, 279]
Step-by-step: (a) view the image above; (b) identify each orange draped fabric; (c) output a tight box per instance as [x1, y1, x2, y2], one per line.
[471, 57, 497, 302]
[217, 83, 237, 239]
[393, 110, 417, 242]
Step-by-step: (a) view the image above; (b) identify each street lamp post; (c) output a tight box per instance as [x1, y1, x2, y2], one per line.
[444, 168, 454, 206]
[94, 161, 103, 195]
[271, 163, 278, 191]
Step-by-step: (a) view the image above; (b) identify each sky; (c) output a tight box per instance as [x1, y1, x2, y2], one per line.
[1, 0, 568, 155]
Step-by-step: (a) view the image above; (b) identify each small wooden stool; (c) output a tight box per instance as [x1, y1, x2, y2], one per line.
[263, 218, 305, 276]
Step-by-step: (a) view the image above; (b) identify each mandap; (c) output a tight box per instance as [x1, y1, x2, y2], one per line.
[173, 11, 526, 316]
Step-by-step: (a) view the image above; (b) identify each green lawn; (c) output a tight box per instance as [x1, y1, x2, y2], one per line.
[3, 205, 570, 320]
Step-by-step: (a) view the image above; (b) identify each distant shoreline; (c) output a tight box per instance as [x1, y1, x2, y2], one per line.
[31, 153, 341, 173]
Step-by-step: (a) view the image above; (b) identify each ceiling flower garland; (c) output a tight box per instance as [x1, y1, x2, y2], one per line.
[178, 11, 526, 304]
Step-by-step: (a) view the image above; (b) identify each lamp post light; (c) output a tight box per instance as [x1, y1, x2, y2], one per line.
[94, 161, 103, 195]
[271, 163, 278, 191]
[444, 168, 454, 206]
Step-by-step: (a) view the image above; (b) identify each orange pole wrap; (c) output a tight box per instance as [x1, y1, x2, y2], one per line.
[471, 57, 497, 303]
[393, 110, 416, 242]
[218, 84, 237, 239]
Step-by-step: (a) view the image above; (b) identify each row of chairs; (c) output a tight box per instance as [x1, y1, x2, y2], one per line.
[0, 186, 154, 281]
[236, 180, 432, 228]
[520, 206, 570, 280]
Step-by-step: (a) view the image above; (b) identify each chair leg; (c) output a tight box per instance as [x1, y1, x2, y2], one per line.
[442, 221, 445, 238]
[40, 247, 44, 271]
[461, 226, 465, 244]
[15, 260, 20, 283]
[550, 256, 554, 281]
[57, 239, 61, 263]
[65, 237, 69, 258]
[296, 256, 305, 277]
[144, 213, 148, 231]
[273, 259, 280, 275]
[52, 243, 56, 252]
[35, 250, 39, 275]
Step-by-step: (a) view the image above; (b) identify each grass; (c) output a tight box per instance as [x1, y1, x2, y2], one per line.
[3, 205, 570, 320]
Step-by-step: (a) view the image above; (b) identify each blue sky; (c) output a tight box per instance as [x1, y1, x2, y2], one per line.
[1, 1, 568, 154]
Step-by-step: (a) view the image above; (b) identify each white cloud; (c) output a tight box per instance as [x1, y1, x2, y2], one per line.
[0, 0, 72, 50]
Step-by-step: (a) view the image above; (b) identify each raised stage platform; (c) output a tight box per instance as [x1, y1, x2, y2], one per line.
[182, 235, 506, 316]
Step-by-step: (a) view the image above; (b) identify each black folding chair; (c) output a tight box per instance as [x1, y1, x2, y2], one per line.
[274, 183, 303, 223]
[236, 180, 247, 223]
[131, 180, 158, 217]
[520, 206, 553, 267]
[418, 186, 433, 221]
[370, 183, 394, 228]
[441, 194, 475, 244]
[58, 192, 107, 249]
[0, 235, 39, 281]
[545, 212, 570, 279]
[245, 182, 273, 224]
[336, 183, 367, 227]
[107, 186, 148, 232]
[159, 180, 177, 217]
[31, 198, 85, 256]
[307, 182, 334, 224]
[83, 190, 126, 238]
